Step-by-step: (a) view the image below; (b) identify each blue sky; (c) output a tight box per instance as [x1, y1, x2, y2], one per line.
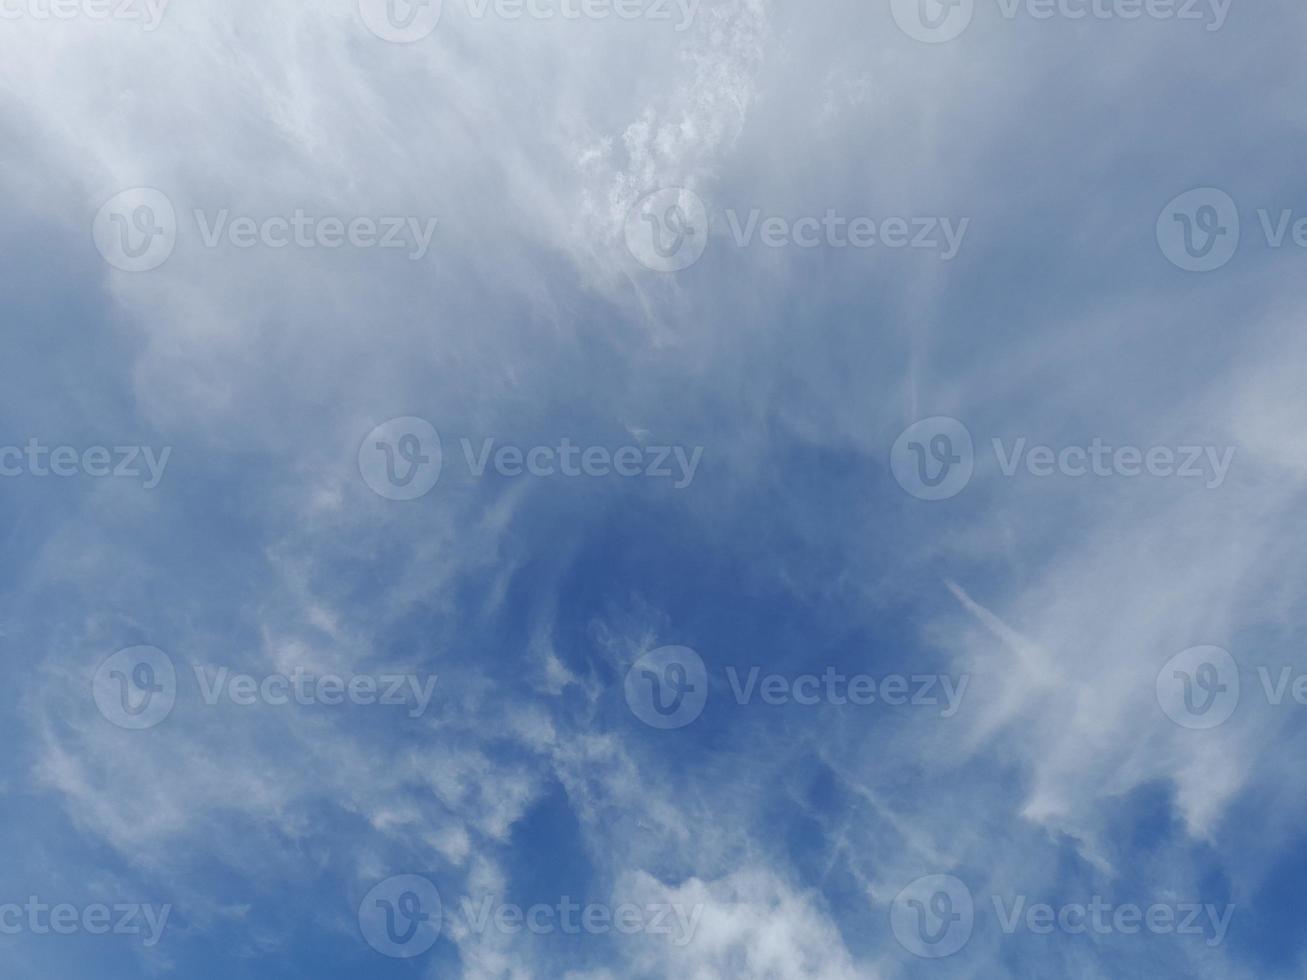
[3, 0, 1307, 976]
